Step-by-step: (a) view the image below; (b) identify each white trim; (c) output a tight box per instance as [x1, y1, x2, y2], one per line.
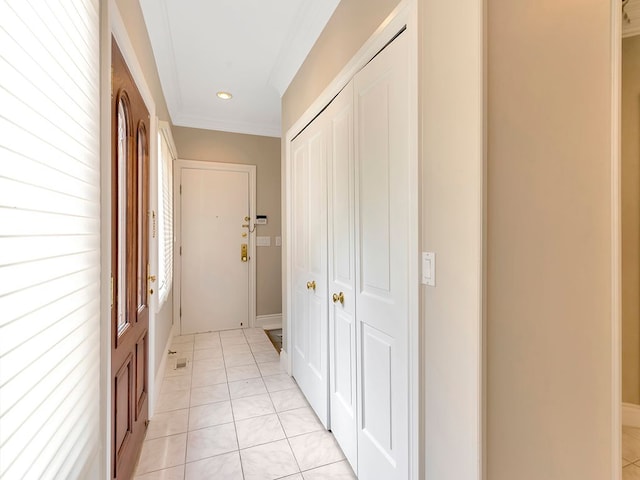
[150, 320, 176, 417]
[283, 2, 419, 478]
[280, 348, 291, 375]
[172, 113, 281, 138]
[404, 2, 421, 479]
[174, 159, 257, 333]
[623, 403, 640, 427]
[158, 121, 178, 159]
[255, 314, 283, 330]
[110, 3, 156, 117]
[612, 0, 622, 477]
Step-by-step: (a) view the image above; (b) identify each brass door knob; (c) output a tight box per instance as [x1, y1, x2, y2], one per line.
[306, 280, 316, 291]
[332, 292, 344, 304]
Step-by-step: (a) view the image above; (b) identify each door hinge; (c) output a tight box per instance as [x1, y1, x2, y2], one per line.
[180, 246, 182, 255]
[150, 210, 156, 239]
[179, 307, 182, 317]
[180, 184, 182, 194]
[110, 275, 114, 309]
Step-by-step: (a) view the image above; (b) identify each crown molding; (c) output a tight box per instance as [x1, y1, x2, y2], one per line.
[173, 113, 281, 138]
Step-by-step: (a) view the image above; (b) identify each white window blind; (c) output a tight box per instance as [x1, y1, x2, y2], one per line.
[0, 0, 101, 478]
[157, 124, 174, 307]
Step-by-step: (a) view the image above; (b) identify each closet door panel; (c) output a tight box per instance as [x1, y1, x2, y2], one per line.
[327, 83, 358, 470]
[292, 138, 309, 368]
[355, 31, 410, 480]
[291, 121, 329, 427]
[308, 132, 326, 278]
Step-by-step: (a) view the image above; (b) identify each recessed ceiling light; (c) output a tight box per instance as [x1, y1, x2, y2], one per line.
[217, 91, 232, 100]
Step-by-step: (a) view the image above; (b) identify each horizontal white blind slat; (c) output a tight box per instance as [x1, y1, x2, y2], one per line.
[0, 268, 96, 329]
[0, 0, 101, 478]
[158, 129, 174, 306]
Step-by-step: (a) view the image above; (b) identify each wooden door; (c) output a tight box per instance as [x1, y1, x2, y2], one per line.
[179, 164, 252, 334]
[291, 117, 329, 427]
[326, 81, 358, 471]
[111, 37, 150, 480]
[354, 31, 410, 480]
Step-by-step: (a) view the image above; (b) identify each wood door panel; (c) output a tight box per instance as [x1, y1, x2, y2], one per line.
[114, 356, 133, 460]
[111, 36, 150, 480]
[135, 331, 148, 418]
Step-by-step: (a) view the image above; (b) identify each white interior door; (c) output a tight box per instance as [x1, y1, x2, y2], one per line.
[180, 163, 255, 334]
[291, 121, 329, 427]
[355, 32, 410, 480]
[326, 82, 358, 471]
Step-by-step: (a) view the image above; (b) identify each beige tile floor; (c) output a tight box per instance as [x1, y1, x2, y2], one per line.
[624, 426, 640, 479]
[134, 328, 356, 480]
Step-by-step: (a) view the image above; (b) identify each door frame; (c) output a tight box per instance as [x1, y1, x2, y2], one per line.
[283, 1, 420, 478]
[174, 159, 257, 333]
[611, 0, 622, 478]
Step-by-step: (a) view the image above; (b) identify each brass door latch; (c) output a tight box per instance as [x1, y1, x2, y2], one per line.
[241, 243, 248, 262]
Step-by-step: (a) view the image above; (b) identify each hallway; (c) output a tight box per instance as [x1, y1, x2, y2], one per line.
[134, 328, 355, 479]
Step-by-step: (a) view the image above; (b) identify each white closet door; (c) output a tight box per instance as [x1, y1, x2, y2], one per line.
[291, 122, 329, 426]
[327, 82, 357, 470]
[355, 32, 410, 480]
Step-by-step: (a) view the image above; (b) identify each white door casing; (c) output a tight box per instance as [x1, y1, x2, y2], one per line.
[175, 160, 256, 334]
[291, 122, 329, 427]
[354, 31, 410, 480]
[327, 81, 358, 471]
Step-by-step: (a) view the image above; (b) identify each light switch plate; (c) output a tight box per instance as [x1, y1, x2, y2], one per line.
[275, 236, 282, 247]
[422, 252, 435, 286]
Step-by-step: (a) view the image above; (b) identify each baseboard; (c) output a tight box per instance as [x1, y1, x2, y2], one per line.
[623, 402, 640, 427]
[280, 348, 290, 375]
[255, 313, 282, 330]
[150, 323, 175, 417]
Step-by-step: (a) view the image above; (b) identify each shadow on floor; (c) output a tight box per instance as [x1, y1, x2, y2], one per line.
[265, 328, 282, 353]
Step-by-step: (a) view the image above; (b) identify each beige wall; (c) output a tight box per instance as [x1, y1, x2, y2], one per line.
[117, 0, 174, 377]
[172, 127, 282, 317]
[282, 0, 400, 133]
[623, 34, 640, 405]
[487, 1, 613, 478]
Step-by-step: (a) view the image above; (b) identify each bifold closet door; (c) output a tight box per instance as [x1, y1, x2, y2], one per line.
[326, 82, 357, 470]
[291, 119, 329, 427]
[355, 31, 410, 479]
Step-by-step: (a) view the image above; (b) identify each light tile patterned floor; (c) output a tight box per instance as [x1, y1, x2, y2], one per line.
[134, 328, 356, 480]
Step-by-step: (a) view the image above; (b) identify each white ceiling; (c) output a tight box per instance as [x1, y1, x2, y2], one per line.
[139, 0, 340, 138]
